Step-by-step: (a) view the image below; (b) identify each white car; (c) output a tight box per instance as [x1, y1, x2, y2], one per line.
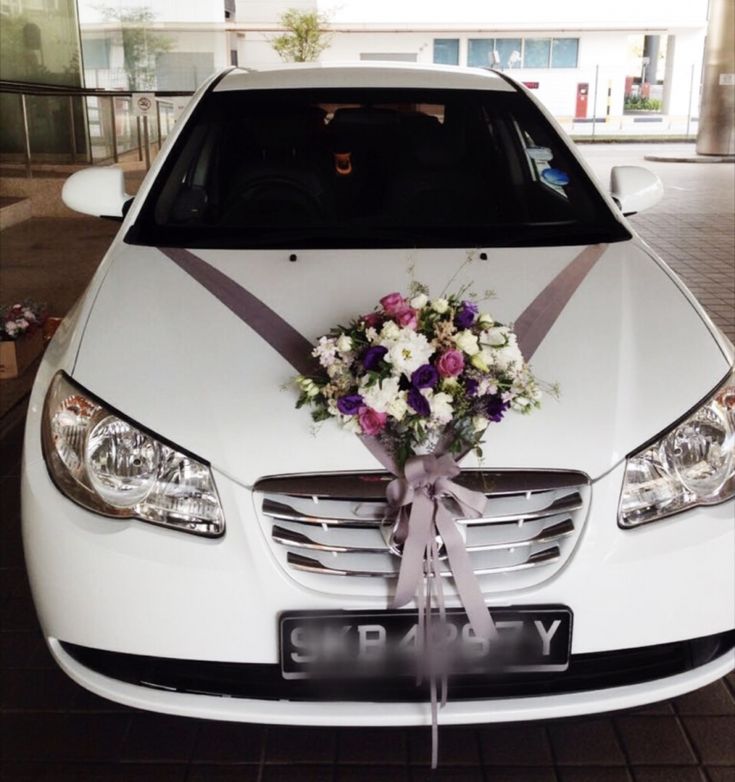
[22, 64, 734, 728]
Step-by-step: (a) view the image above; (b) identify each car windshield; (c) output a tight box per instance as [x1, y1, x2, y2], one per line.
[127, 86, 630, 249]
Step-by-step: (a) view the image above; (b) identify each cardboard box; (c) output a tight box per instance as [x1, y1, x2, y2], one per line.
[0, 329, 44, 379]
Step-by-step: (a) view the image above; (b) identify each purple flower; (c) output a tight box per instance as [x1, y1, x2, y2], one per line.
[465, 378, 479, 397]
[484, 394, 510, 423]
[411, 364, 438, 390]
[454, 300, 479, 329]
[337, 394, 364, 416]
[362, 345, 388, 371]
[408, 387, 431, 417]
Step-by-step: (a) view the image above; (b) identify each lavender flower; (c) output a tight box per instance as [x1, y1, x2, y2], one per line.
[407, 387, 431, 417]
[410, 363, 438, 390]
[337, 394, 364, 416]
[484, 394, 510, 423]
[362, 345, 388, 371]
[454, 300, 479, 329]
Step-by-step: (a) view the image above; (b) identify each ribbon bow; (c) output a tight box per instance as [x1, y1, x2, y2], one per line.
[381, 452, 498, 768]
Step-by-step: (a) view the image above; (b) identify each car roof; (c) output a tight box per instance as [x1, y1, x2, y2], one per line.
[214, 62, 517, 93]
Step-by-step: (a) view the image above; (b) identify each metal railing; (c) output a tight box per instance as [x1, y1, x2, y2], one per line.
[0, 82, 194, 178]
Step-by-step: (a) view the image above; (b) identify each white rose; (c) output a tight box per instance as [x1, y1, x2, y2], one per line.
[336, 334, 353, 353]
[477, 312, 494, 327]
[481, 326, 509, 347]
[452, 329, 479, 356]
[380, 320, 401, 343]
[495, 343, 523, 372]
[431, 298, 449, 314]
[386, 391, 408, 421]
[410, 293, 428, 309]
[430, 392, 454, 425]
[361, 376, 401, 413]
[342, 417, 363, 433]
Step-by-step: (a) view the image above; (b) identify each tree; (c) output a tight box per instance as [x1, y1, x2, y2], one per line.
[100, 6, 173, 90]
[271, 9, 332, 63]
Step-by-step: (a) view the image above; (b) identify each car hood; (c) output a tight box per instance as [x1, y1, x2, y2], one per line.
[73, 240, 730, 484]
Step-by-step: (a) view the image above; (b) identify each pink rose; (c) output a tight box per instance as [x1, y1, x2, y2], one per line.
[380, 292, 407, 315]
[394, 305, 418, 329]
[436, 349, 465, 378]
[358, 406, 388, 436]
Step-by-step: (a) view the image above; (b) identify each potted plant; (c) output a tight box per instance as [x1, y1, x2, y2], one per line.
[0, 300, 47, 380]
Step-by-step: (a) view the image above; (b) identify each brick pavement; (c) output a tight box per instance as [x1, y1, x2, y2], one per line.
[1, 144, 734, 781]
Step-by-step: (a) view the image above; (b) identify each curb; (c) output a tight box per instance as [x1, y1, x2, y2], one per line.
[644, 154, 735, 164]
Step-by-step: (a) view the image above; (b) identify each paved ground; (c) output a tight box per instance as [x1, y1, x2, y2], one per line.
[1, 144, 734, 781]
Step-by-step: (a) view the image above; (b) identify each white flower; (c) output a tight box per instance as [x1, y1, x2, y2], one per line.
[481, 326, 509, 347]
[4, 321, 18, 336]
[512, 396, 532, 411]
[384, 330, 434, 377]
[477, 312, 494, 327]
[336, 334, 353, 354]
[16, 318, 29, 330]
[472, 416, 488, 432]
[386, 391, 408, 421]
[312, 336, 338, 367]
[410, 293, 428, 309]
[452, 329, 479, 356]
[365, 327, 378, 342]
[380, 320, 401, 344]
[494, 343, 524, 372]
[431, 298, 449, 314]
[477, 378, 498, 396]
[22, 308, 36, 322]
[361, 376, 401, 413]
[342, 416, 362, 433]
[430, 391, 454, 425]
[297, 377, 321, 398]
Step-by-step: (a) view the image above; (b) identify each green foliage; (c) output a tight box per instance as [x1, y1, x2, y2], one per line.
[99, 6, 174, 90]
[624, 95, 662, 112]
[271, 9, 332, 63]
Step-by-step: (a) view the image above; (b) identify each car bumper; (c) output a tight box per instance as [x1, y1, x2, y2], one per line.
[48, 636, 735, 725]
[21, 391, 735, 723]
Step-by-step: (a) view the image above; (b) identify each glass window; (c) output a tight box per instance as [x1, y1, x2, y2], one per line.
[523, 39, 551, 68]
[129, 87, 630, 250]
[433, 39, 459, 66]
[494, 39, 522, 69]
[551, 38, 579, 68]
[467, 39, 495, 68]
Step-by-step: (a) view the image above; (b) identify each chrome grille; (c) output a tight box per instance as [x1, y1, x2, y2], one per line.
[254, 471, 590, 598]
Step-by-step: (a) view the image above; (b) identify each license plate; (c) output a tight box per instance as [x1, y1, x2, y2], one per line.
[280, 606, 572, 680]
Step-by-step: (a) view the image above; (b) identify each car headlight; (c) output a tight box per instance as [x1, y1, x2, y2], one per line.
[41, 372, 225, 537]
[619, 369, 735, 528]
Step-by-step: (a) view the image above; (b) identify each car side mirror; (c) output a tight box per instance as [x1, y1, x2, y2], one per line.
[610, 165, 663, 216]
[62, 166, 131, 219]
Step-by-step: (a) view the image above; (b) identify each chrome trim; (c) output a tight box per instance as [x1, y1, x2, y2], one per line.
[271, 518, 575, 555]
[256, 470, 589, 501]
[286, 546, 561, 578]
[271, 525, 387, 553]
[263, 493, 582, 528]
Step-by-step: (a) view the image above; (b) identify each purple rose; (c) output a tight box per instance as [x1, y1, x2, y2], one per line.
[454, 300, 479, 329]
[337, 394, 364, 416]
[411, 363, 438, 390]
[484, 394, 510, 423]
[465, 378, 479, 397]
[362, 345, 388, 371]
[408, 387, 431, 417]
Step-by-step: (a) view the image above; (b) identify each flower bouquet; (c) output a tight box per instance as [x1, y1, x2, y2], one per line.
[296, 290, 541, 466]
[0, 300, 47, 380]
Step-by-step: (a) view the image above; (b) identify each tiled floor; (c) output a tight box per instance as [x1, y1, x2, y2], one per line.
[1, 144, 734, 781]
